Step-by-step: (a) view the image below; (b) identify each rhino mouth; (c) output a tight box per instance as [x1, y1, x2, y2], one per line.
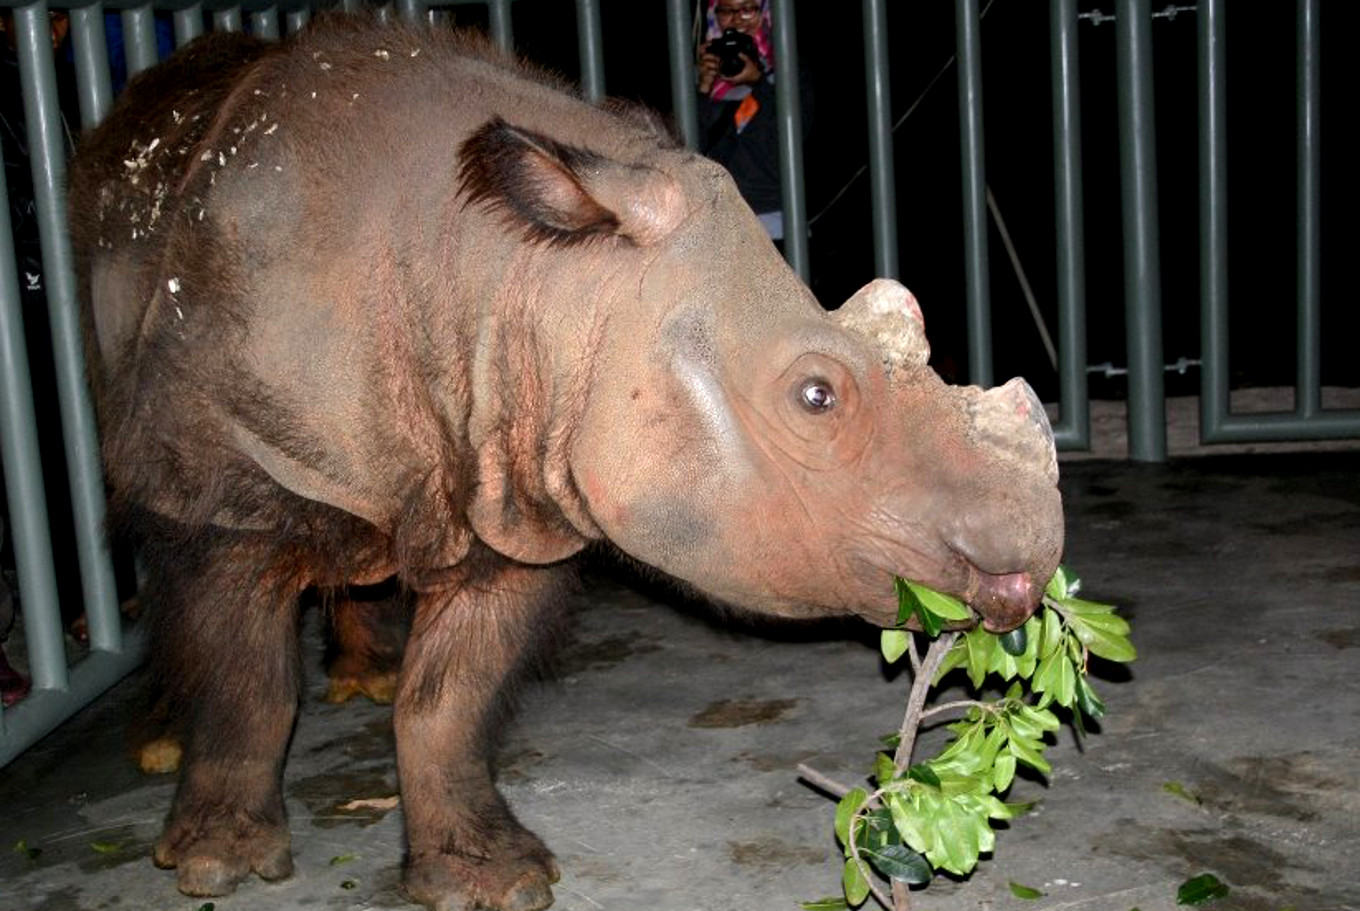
[961, 566, 1043, 633]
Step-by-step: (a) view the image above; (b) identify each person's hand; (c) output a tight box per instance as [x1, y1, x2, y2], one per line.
[697, 50, 722, 94]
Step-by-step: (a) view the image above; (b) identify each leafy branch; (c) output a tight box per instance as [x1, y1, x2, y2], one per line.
[798, 567, 1136, 911]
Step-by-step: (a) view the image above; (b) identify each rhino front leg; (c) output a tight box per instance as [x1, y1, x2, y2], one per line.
[147, 532, 307, 897]
[395, 559, 568, 911]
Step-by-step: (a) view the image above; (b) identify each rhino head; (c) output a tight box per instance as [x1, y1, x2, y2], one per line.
[454, 120, 1061, 633]
[559, 157, 1062, 634]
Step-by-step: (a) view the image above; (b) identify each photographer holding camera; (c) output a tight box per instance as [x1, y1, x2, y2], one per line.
[697, 0, 810, 244]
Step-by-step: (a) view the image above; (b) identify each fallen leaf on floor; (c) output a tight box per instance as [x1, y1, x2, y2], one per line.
[337, 795, 400, 811]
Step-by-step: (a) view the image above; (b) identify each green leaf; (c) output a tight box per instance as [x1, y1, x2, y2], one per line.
[329, 853, 358, 866]
[1055, 596, 1119, 617]
[964, 628, 995, 689]
[992, 752, 1017, 793]
[1009, 881, 1046, 899]
[1162, 781, 1202, 805]
[907, 764, 941, 788]
[1067, 614, 1138, 663]
[834, 788, 868, 849]
[13, 839, 41, 862]
[998, 625, 1028, 656]
[880, 629, 910, 664]
[1177, 873, 1230, 905]
[196, 904, 215, 911]
[915, 600, 944, 638]
[1075, 674, 1107, 720]
[904, 580, 973, 621]
[1044, 565, 1079, 600]
[932, 638, 969, 684]
[842, 858, 870, 906]
[1040, 608, 1064, 658]
[928, 797, 982, 875]
[801, 899, 852, 911]
[862, 843, 932, 884]
[894, 577, 918, 627]
[1015, 616, 1041, 677]
[1008, 736, 1051, 775]
[1016, 704, 1061, 733]
[874, 752, 897, 787]
[340, 879, 359, 890]
[90, 841, 122, 855]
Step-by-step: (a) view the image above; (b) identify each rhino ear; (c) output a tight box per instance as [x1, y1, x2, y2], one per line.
[459, 116, 685, 247]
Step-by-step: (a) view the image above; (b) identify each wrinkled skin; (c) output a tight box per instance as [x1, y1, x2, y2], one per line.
[68, 15, 1062, 911]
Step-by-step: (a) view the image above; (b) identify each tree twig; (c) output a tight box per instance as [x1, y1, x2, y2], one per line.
[920, 698, 990, 720]
[892, 632, 958, 774]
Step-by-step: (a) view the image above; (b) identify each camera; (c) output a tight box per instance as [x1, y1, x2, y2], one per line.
[709, 28, 759, 78]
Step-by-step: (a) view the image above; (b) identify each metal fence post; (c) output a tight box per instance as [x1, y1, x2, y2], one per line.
[1049, 0, 1089, 450]
[861, 0, 898, 280]
[576, 0, 605, 104]
[121, 4, 159, 75]
[666, 0, 699, 150]
[771, 0, 808, 281]
[955, 0, 992, 388]
[488, 0, 513, 53]
[1295, 0, 1320, 418]
[1114, 0, 1166, 461]
[173, 4, 204, 46]
[69, 4, 113, 130]
[15, 0, 122, 656]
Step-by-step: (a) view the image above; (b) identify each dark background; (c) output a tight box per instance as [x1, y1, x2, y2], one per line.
[459, 0, 1357, 403]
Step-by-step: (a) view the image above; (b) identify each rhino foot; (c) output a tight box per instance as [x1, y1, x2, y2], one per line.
[325, 669, 399, 704]
[154, 808, 292, 896]
[402, 830, 559, 911]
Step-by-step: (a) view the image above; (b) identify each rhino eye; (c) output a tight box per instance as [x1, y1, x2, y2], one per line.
[799, 379, 837, 413]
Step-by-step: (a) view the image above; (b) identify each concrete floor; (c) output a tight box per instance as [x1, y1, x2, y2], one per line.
[2, 452, 1358, 911]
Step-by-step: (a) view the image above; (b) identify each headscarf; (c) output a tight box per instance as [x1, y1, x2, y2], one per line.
[703, 0, 774, 101]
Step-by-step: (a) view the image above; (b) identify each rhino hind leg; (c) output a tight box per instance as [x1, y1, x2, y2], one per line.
[324, 581, 411, 705]
[394, 556, 569, 911]
[141, 528, 308, 897]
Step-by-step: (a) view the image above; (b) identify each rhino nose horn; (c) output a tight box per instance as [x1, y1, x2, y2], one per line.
[971, 378, 1058, 484]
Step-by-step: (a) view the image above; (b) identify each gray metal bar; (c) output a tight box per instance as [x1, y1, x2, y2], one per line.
[285, 8, 309, 35]
[576, 0, 605, 104]
[665, 0, 698, 150]
[15, 3, 123, 656]
[395, 0, 424, 27]
[120, 5, 159, 77]
[771, 0, 808, 280]
[0, 628, 146, 767]
[250, 6, 280, 41]
[212, 6, 242, 33]
[173, 4, 204, 46]
[1201, 411, 1360, 443]
[1049, 0, 1089, 450]
[340, 0, 363, 14]
[488, 0, 513, 53]
[1114, 0, 1166, 461]
[0, 108, 67, 695]
[955, 0, 992, 388]
[1295, 0, 1320, 418]
[861, 0, 898, 280]
[1198, 0, 1229, 440]
[69, 5, 113, 131]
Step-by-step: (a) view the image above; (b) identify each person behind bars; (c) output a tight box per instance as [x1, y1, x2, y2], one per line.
[695, 0, 811, 244]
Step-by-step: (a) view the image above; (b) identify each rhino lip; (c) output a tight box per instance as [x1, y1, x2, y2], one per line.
[964, 567, 1042, 633]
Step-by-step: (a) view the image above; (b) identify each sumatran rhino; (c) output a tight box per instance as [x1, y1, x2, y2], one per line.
[68, 15, 1063, 911]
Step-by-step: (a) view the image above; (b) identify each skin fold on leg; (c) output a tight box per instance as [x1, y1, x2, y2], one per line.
[145, 533, 309, 898]
[395, 559, 569, 911]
